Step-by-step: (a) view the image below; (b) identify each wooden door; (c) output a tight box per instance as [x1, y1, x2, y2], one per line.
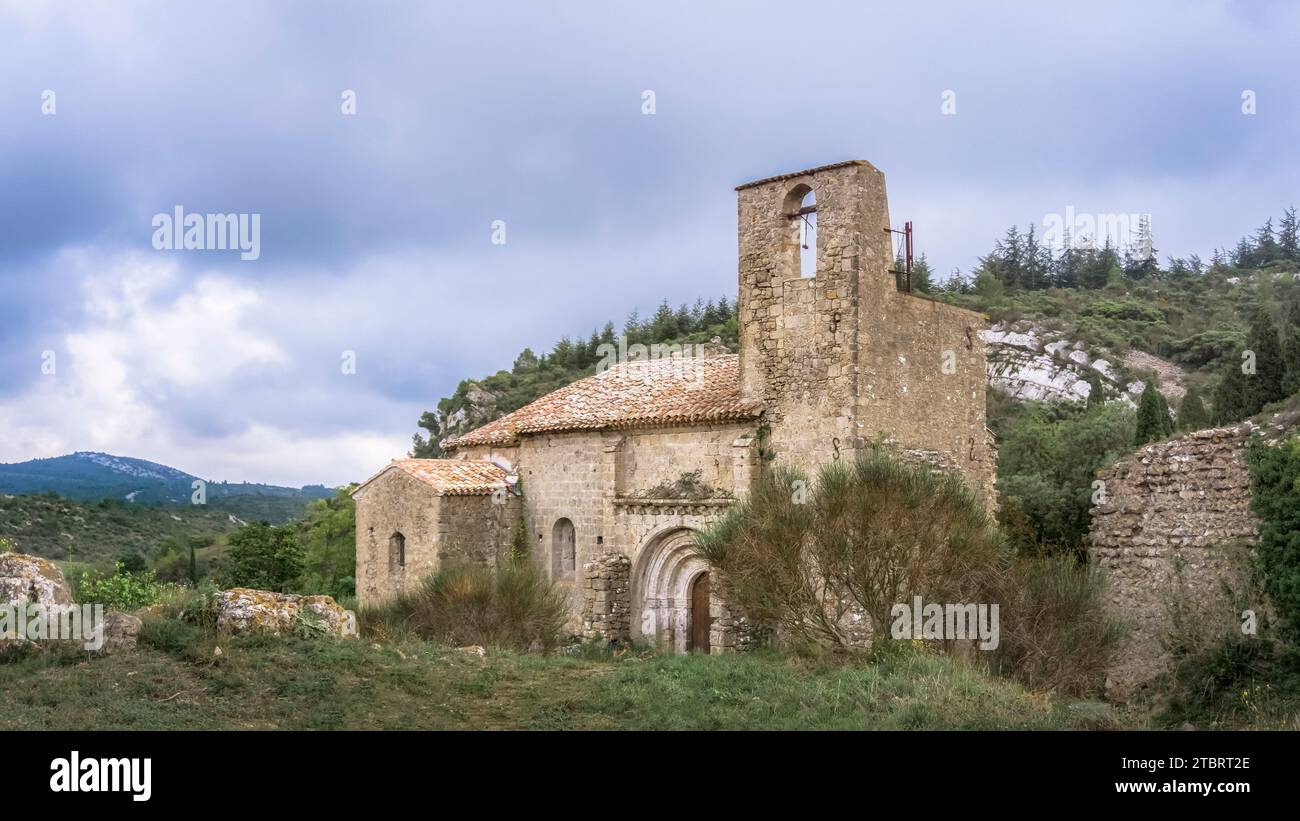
[689, 572, 711, 653]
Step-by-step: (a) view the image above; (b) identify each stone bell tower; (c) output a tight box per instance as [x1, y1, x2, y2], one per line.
[735, 160, 895, 475]
[734, 159, 996, 505]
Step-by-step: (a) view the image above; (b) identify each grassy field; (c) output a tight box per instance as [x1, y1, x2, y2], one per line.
[0, 621, 1139, 731]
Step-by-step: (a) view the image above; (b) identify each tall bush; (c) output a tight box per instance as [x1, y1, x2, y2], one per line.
[696, 451, 1007, 650]
[359, 561, 567, 650]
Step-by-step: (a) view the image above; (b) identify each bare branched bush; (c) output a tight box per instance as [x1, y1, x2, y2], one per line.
[697, 450, 1006, 650]
[698, 449, 1120, 695]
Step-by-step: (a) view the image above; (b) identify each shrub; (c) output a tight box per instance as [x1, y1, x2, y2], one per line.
[1246, 434, 1300, 640]
[74, 562, 167, 610]
[179, 581, 222, 629]
[991, 555, 1122, 696]
[696, 450, 1007, 650]
[224, 521, 304, 593]
[995, 401, 1136, 556]
[359, 561, 567, 650]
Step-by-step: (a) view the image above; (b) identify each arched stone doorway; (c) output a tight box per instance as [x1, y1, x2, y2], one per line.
[632, 527, 712, 654]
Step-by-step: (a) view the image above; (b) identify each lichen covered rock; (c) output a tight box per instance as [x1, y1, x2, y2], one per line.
[0, 552, 73, 607]
[95, 611, 142, 655]
[215, 588, 357, 638]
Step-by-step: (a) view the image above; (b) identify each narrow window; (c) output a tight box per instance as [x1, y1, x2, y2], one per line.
[552, 518, 576, 578]
[783, 183, 817, 279]
[798, 189, 817, 278]
[389, 532, 406, 573]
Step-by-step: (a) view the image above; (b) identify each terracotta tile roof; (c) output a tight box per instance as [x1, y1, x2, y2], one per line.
[444, 354, 761, 450]
[357, 459, 512, 496]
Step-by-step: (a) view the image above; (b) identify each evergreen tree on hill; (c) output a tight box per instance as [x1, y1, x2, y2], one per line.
[1177, 385, 1210, 431]
[1134, 382, 1175, 447]
[1244, 306, 1286, 414]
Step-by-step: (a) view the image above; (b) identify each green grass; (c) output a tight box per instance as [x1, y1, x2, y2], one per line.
[0, 620, 1143, 730]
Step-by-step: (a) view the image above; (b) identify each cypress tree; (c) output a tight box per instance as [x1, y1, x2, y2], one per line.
[1244, 306, 1286, 413]
[1135, 382, 1174, 447]
[1213, 359, 1251, 425]
[1177, 385, 1210, 431]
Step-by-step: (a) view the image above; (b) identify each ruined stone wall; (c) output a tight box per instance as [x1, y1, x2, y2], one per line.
[581, 552, 631, 643]
[709, 591, 758, 653]
[1088, 426, 1260, 700]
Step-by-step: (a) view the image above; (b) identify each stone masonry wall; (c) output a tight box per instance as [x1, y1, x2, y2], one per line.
[355, 468, 441, 606]
[436, 492, 520, 567]
[737, 161, 891, 479]
[1088, 425, 1260, 700]
[354, 467, 520, 609]
[862, 294, 997, 508]
[615, 425, 742, 498]
[518, 425, 755, 631]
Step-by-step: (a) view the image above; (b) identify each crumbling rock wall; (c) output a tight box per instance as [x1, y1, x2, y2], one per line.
[1088, 425, 1259, 699]
[581, 552, 631, 643]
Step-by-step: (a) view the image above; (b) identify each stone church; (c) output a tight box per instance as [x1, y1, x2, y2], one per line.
[353, 160, 995, 652]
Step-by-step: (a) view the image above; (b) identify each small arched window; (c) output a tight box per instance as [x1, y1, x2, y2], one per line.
[552, 518, 576, 578]
[389, 532, 406, 573]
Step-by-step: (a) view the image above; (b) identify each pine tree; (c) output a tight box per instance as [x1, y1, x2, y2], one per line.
[1254, 218, 1281, 264]
[1023, 223, 1047, 290]
[1244, 306, 1286, 413]
[1123, 215, 1159, 280]
[1177, 385, 1210, 431]
[1134, 382, 1174, 446]
[650, 300, 678, 340]
[1280, 206, 1299, 261]
[715, 295, 732, 320]
[1233, 236, 1254, 269]
[912, 253, 934, 294]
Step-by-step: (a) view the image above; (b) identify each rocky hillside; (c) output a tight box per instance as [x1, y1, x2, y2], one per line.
[982, 321, 1186, 407]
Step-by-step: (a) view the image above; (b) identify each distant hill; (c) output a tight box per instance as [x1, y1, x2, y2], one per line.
[0, 452, 334, 523]
[0, 492, 241, 566]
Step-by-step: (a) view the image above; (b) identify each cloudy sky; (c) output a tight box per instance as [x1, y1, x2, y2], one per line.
[1, 0, 1297, 487]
